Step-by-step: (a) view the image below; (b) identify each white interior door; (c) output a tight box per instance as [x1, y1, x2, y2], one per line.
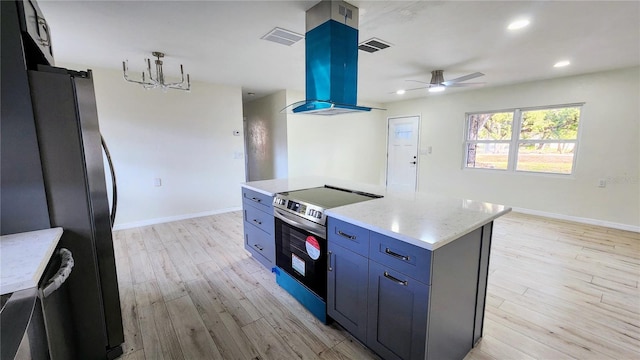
[386, 116, 420, 192]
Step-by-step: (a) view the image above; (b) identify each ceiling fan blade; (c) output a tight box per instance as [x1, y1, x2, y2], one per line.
[442, 72, 485, 86]
[445, 82, 485, 87]
[406, 79, 434, 86]
[404, 86, 428, 92]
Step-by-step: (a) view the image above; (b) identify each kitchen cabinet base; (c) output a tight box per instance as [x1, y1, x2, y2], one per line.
[327, 216, 494, 360]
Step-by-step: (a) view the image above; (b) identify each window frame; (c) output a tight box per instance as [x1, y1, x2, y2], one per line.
[463, 103, 585, 175]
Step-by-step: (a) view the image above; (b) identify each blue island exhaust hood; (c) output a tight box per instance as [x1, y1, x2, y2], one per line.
[287, 0, 376, 115]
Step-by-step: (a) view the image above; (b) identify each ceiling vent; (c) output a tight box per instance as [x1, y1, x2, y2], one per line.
[261, 27, 304, 46]
[358, 38, 391, 53]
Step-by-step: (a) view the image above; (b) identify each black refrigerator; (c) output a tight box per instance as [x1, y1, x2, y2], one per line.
[29, 66, 125, 360]
[1, 1, 125, 358]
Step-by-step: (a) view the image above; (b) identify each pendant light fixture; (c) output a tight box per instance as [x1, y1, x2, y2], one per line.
[122, 52, 191, 92]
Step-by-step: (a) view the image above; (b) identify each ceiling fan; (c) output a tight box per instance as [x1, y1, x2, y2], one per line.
[405, 70, 485, 93]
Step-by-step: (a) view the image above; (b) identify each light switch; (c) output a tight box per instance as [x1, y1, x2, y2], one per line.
[154, 178, 162, 187]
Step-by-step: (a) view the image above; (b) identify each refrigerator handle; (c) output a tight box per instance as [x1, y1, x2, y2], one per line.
[101, 134, 118, 227]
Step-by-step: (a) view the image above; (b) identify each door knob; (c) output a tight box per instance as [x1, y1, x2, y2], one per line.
[410, 161, 417, 164]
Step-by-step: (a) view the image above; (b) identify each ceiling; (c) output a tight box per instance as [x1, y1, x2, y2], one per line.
[38, 0, 640, 104]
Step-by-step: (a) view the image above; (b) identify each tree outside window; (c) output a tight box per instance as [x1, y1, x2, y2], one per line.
[465, 105, 582, 174]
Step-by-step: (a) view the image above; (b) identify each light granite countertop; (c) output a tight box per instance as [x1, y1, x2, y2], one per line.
[1, 227, 63, 295]
[242, 177, 510, 251]
[242, 176, 386, 197]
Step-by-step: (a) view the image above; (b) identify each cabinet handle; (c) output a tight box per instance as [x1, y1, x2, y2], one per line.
[252, 219, 262, 225]
[337, 230, 356, 240]
[253, 244, 264, 251]
[385, 248, 410, 261]
[251, 197, 262, 203]
[384, 271, 408, 286]
[328, 251, 333, 271]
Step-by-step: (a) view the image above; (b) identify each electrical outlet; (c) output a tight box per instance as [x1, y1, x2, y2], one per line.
[154, 178, 162, 187]
[419, 146, 433, 155]
[597, 179, 606, 188]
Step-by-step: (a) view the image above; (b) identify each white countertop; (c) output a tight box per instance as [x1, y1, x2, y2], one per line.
[242, 177, 510, 251]
[242, 176, 386, 197]
[1, 227, 63, 295]
[326, 192, 509, 250]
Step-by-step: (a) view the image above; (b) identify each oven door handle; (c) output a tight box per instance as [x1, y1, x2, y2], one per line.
[274, 208, 325, 238]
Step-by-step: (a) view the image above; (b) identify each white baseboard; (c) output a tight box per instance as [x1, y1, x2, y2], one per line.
[511, 207, 640, 233]
[113, 207, 243, 231]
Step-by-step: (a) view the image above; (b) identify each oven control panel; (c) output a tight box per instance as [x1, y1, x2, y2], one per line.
[287, 200, 307, 215]
[273, 196, 325, 223]
[307, 209, 322, 219]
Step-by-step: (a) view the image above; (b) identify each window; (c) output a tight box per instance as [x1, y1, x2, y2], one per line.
[465, 104, 582, 175]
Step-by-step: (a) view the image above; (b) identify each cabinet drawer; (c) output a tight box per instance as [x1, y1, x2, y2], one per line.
[327, 217, 369, 256]
[241, 187, 273, 211]
[244, 222, 274, 268]
[243, 204, 274, 235]
[369, 232, 432, 285]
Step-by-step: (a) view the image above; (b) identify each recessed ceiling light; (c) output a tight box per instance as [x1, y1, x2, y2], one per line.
[508, 19, 530, 30]
[396, 89, 406, 95]
[428, 86, 445, 93]
[553, 60, 571, 68]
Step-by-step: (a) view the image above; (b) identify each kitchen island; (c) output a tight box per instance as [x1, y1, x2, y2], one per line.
[241, 177, 510, 360]
[1, 227, 63, 360]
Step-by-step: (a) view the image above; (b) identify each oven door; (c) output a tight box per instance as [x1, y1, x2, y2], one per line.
[274, 209, 327, 300]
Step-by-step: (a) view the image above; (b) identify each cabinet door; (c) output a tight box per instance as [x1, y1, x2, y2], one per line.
[327, 242, 368, 343]
[367, 261, 429, 360]
[1, 0, 52, 235]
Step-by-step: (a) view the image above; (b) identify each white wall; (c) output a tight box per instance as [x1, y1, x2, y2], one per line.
[384, 67, 640, 228]
[60, 63, 637, 229]
[243, 90, 288, 181]
[63, 65, 246, 228]
[286, 90, 387, 185]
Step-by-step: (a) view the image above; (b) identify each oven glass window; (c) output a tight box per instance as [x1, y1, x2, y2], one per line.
[274, 218, 327, 299]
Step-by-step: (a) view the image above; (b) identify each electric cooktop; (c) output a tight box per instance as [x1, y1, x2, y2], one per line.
[273, 185, 382, 226]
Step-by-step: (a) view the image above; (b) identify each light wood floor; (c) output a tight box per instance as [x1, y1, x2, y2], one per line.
[113, 211, 640, 360]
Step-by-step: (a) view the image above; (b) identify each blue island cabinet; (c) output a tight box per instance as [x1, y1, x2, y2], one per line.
[327, 219, 370, 342]
[241, 187, 275, 269]
[327, 217, 493, 360]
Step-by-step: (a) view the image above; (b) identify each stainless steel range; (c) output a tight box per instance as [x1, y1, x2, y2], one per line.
[272, 185, 381, 323]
